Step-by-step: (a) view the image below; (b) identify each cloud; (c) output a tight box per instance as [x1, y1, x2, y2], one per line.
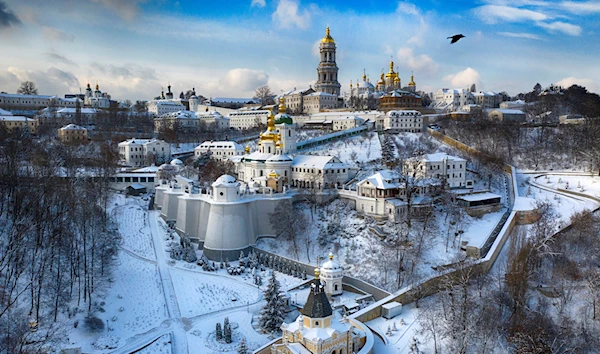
[43, 51, 78, 67]
[251, 0, 266, 8]
[91, 0, 145, 21]
[474, 5, 549, 24]
[272, 0, 311, 30]
[42, 26, 75, 41]
[90, 62, 158, 81]
[443, 67, 482, 89]
[536, 21, 581, 36]
[395, 47, 439, 75]
[560, 1, 600, 14]
[556, 76, 598, 92]
[397, 1, 420, 16]
[0, 66, 80, 95]
[0, 1, 21, 29]
[220, 68, 269, 92]
[498, 31, 543, 40]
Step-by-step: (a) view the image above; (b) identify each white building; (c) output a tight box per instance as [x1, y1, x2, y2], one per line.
[432, 88, 474, 112]
[559, 114, 586, 125]
[383, 110, 423, 132]
[195, 111, 230, 130]
[0, 93, 82, 112]
[227, 109, 270, 129]
[83, 83, 111, 108]
[58, 124, 88, 143]
[404, 153, 468, 188]
[147, 100, 186, 117]
[319, 253, 343, 296]
[500, 100, 527, 110]
[331, 116, 365, 131]
[38, 107, 100, 127]
[118, 138, 171, 167]
[472, 91, 502, 109]
[194, 141, 245, 161]
[303, 92, 339, 114]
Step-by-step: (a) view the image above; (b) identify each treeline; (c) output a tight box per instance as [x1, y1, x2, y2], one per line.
[0, 130, 120, 352]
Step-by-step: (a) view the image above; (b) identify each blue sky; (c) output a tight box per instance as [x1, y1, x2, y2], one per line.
[1, 0, 599, 101]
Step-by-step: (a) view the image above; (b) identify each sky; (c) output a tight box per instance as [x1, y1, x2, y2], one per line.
[1, 0, 599, 101]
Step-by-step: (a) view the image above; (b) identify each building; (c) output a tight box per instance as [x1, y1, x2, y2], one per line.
[559, 114, 586, 125]
[0, 93, 82, 113]
[153, 110, 229, 133]
[147, 100, 186, 117]
[38, 107, 100, 127]
[315, 27, 341, 96]
[382, 110, 423, 132]
[332, 115, 365, 131]
[154, 174, 292, 260]
[83, 83, 111, 108]
[488, 109, 526, 123]
[379, 90, 423, 113]
[194, 141, 245, 161]
[303, 91, 339, 114]
[118, 138, 171, 167]
[270, 269, 368, 354]
[432, 88, 474, 112]
[0, 115, 38, 134]
[281, 87, 315, 114]
[228, 109, 270, 129]
[472, 91, 502, 109]
[404, 153, 469, 188]
[500, 100, 527, 110]
[195, 111, 230, 130]
[58, 124, 88, 143]
[235, 104, 349, 189]
[319, 253, 343, 296]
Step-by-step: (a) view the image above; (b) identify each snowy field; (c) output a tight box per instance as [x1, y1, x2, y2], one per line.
[517, 173, 600, 225]
[114, 202, 155, 260]
[137, 333, 173, 354]
[368, 302, 422, 353]
[300, 131, 382, 165]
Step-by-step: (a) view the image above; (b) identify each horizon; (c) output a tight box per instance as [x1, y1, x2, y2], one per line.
[1, 0, 599, 101]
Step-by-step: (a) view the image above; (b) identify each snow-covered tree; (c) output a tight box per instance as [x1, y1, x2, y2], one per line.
[216, 322, 223, 341]
[237, 338, 248, 354]
[224, 317, 232, 343]
[409, 336, 421, 354]
[248, 250, 258, 269]
[259, 272, 287, 334]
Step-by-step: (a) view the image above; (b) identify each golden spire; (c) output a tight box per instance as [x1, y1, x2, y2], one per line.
[314, 267, 320, 279]
[278, 97, 287, 114]
[321, 26, 335, 43]
[362, 69, 367, 81]
[329, 252, 334, 260]
[409, 71, 416, 86]
[267, 109, 275, 131]
[389, 60, 394, 73]
[245, 145, 250, 154]
[95, 83, 99, 90]
[350, 80, 353, 89]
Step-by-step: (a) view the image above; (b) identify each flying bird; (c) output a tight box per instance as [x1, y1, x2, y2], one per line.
[447, 34, 465, 44]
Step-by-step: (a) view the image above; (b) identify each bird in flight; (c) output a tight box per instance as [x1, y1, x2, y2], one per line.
[448, 34, 465, 44]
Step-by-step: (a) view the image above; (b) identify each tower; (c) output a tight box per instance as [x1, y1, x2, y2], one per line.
[315, 27, 341, 96]
[258, 109, 279, 155]
[319, 252, 343, 296]
[408, 72, 417, 93]
[275, 97, 296, 154]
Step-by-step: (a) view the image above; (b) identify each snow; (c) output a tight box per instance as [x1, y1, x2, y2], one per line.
[458, 192, 501, 202]
[367, 302, 421, 353]
[299, 131, 381, 165]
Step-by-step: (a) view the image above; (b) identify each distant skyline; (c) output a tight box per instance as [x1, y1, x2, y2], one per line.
[1, 0, 599, 101]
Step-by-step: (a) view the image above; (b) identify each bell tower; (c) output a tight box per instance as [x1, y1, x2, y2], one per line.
[315, 27, 341, 96]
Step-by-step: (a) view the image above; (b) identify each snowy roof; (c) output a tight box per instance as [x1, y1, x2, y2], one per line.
[0, 93, 53, 99]
[0, 108, 13, 115]
[358, 80, 375, 89]
[0, 116, 35, 122]
[418, 153, 466, 163]
[320, 253, 342, 272]
[305, 92, 337, 97]
[132, 165, 159, 173]
[266, 154, 293, 162]
[292, 155, 347, 170]
[382, 301, 402, 310]
[513, 197, 537, 211]
[458, 192, 502, 202]
[149, 100, 186, 106]
[128, 183, 147, 190]
[59, 124, 86, 130]
[242, 152, 273, 162]
[212, 174, 239, 187]
[387, 110, 422, 117]
[359, 170, 401, 189]
[57, 107, 98, 114]
[491, 109, 525, 114]
[170, 158, 183, 166]
[195, 141, 244, 150]
[284, 312, 352, 342]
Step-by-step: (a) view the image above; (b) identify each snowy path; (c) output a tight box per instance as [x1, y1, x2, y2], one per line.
[147, 211, 189, 354]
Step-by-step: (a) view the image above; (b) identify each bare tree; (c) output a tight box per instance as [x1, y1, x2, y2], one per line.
[269, 199, 307, 261]
[16, 81, 38, 95]
[253, 85, 275, 106]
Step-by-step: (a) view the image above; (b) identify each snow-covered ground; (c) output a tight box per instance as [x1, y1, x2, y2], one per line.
[299, 131, 382, 165]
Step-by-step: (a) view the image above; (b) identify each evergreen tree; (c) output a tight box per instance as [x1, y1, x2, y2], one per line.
[409, 336, 421, 354]
[259, 272, 287, 334]
[216, 322, 223, 341]
[224, 317, 232, 343]
[237, 338, 248, 354]
[248, 250, 258, 269]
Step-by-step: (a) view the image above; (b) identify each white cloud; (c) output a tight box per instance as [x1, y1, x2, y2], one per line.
[473, 5, 549, 24]
[556, 76, 598, 92]
[220, 68, 269, 93]
[536, 21, 581, 36]
[43, 51, 78, 67]
[498, 31, 542, 40]
[42, 26, 75, 41]
[272, 0, 311, 30]
[560, 1, 600, 14]
[443, 67, 482, 89]
[251, 0, 266, 8]
[396, 2, 420, 16]
[395, 47, 439, 75]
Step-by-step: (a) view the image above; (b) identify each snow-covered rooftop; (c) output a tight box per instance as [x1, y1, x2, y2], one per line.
[359, 170, 401, 189]
[0, 108, 13, 115]
[458, 192, 502, 202]
[492, 109, 525, 114]
[291, 155, 347, 170]
[59, 124, 86, 130]
[421, 153, 466, 163]
[195, 141, 243, 150]
[0, 116, 35, 122]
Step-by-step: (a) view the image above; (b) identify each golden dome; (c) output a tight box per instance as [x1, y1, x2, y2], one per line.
[245, 145, 250, 154]
[408, 74, 416, 86]
[278, 97, 287, 114]
[385, 60, 397, 79]
[95, 83, 99, 90]
[378, 73, 385, 85]
[362, 69, 367, 82]
[394, 76, 401, 83]
[314, 267, 320, 279]
[321, 26, 335, 43]
[268, 170, 280, 178]
[260, 109, 281, 142]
